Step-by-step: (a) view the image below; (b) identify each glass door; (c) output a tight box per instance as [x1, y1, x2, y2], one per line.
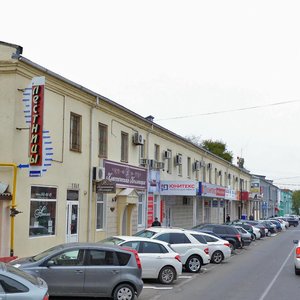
[66, 201, 79, 243]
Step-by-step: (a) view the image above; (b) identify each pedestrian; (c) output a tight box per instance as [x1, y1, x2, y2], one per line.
[226, 214, 230, 223]
[249, 215, 254, 220]
[152, 217, 161, 227]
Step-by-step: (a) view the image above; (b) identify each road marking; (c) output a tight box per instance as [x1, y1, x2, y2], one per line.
[143, 286, 173, 290]
[258, 246, 294, 300]
[178, 275, 192, 279]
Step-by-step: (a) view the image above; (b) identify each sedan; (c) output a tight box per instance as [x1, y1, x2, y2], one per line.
[293, 239, 300, 275]
[100, 236, 182, 284]
[0, 262, 49, 300]
[10, 243, 143, 300]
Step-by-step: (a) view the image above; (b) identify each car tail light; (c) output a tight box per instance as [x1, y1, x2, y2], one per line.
[43, 293, 49, 300]
[122, 248, 142, 269]
[175, 255, 181, 262]
[236, 234, 241, 242]
[204, 247, 209, 255]
[296, 247, 300, 259]
[224, 242, 230, 247]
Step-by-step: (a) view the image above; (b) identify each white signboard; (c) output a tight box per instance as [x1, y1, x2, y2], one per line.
[160, 180, 197, 196]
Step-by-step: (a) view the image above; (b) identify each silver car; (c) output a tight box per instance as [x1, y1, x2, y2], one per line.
[10, 243, 143, 300]
[293, 240, 300, 275]
[0, 262, 49, 300]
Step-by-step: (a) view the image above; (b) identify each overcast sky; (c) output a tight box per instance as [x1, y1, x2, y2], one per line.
[2, 0, 300, 189]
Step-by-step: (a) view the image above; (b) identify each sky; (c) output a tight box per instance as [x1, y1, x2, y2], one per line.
[2, 0, 300, 189]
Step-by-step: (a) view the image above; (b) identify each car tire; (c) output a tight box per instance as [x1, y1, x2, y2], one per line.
[211, 250, 223, 264]
[113, 283, 135, 300]
[295, 267, 300, 275]
[251, 234, 256, 241]
[158, 266, 176, 284]
[185, 255, 202, 273]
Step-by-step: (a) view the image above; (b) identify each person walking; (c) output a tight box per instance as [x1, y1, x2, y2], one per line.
[152, 217, 161, 227]
[226, 214, 231, 223]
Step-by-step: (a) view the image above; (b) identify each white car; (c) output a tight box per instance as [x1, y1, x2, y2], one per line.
[134, 227, 210, 273]
[293, 239, 300, 275]
[185, 230, 231, 264]
[100, 236, 182, 284]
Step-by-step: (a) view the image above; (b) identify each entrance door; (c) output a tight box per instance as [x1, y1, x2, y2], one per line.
[66, 201, 79, 243]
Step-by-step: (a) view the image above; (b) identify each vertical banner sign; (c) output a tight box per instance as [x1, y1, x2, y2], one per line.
[147, 194, 154, 227]
[30, 77, 45, 166]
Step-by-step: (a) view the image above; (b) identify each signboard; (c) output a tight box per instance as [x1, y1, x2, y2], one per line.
[96, 179, 116, 193]
[160, 181, 197, 196]
[250, 178, 262, 200]
[147, 194, 154, 227]
[104, 160, 147, 189]
[148, 169, 160, 193]
[225, 188, 237, 200]
[199, 182, 226, 198]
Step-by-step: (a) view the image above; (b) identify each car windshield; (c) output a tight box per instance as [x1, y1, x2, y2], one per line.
[6, 264, 39, 285]
[133, 229, 156, 238]
[99, 237, 125, 245]
[32, 244, 64, 261]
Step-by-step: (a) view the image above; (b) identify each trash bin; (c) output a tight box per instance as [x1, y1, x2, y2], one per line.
[241, 214, 247, 220]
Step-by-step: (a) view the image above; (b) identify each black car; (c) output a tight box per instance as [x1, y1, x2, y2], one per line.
[192, 224, 242, 252]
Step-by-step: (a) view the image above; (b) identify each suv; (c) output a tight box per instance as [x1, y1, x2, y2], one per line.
[192, 224, 242, 252]
[134, 227, 210, 273]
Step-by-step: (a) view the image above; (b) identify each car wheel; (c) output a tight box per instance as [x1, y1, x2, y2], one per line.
[295, 267, 300, 275]
[113, 283, 135, 300]
[251, 234, 256, 241]
[211, 250, 223, 264]
[158, 266, 176, 284]
[185, 255, 202, 273]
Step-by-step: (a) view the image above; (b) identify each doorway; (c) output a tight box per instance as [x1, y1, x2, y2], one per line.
[66, 201, 79, 243]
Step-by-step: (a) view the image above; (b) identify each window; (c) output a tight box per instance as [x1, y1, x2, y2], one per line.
[187, 157, 191, 178]
[0, 275, 29, 293]
[167, 149, 172, 174]
[87, 250, 115, 266]
[139, 141, 145, 159]
[141, 241, 167, 253]
[121, 131, 128, 162]
[214, 168, 218, 184]
[29, 186, 56, 237]
[50, 249, 83, 266]
[96, 193, 106, 230]
[98, 123, 108, 157]
[170, 233, 191, 244]
[191, 234, 207, 244]
[122, 241, 141, 251]
[138, 193, 145, 226]
[70, 112, 82, 152]
[203, 235, 218, 243]
[154, 144, 160, 161]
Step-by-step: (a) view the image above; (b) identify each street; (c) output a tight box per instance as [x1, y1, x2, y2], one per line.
[51, 227, 300, 300]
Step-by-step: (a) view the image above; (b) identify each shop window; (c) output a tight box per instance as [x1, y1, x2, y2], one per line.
[29, 186, 57, 237]
[70, 112, 82, 152]
[96, 193, 106, 230]
[98, 123, 108, 158]
[121, 131, 128, 162]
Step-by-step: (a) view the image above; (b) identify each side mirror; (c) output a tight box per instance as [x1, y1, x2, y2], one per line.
[293, 240, 298, 244]
[46, 260, 55, 267]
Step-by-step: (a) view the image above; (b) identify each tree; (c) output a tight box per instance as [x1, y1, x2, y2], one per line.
[292, 190, 300, 215]
[185, 136, 233, 163]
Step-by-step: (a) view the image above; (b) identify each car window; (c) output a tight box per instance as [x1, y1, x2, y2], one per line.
[116, 251, 131, 266]
[133, 229, 156, 238]
[140, 241, 167, 253]
[50, 249, 84, 266]
[214, 226, 227, 234]
[201, 226, 213, 231]
[202, 235, 218, 243]
[6, 265, 39, 286]
[86, 250, 115, 266]
[191, 234, 207, 244]
[170, 233, 191, 244]
[0, 275, 29, 293]
[121, 241, 141, 251]
[155, 233, 170, 243]
[100, 237, 125, 245]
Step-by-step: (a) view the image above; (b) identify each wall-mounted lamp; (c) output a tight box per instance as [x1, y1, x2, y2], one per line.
[110, 207, 115, 212]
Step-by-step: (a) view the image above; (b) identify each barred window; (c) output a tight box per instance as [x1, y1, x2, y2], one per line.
[99, 123, 108, 157]
[121, 132, 128, 162]
[70, 112, 82, 152]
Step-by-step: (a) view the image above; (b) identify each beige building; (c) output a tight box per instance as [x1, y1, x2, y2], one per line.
[0, 41, 251, 258]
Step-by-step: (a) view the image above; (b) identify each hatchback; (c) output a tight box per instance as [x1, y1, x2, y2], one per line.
[0, 262, 49, 300]
[10, 243, 143, 300]
[100, 236, 182, 284]
[134, 227, 210, 273]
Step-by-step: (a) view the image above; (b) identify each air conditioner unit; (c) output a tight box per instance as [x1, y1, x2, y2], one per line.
[149, 159, 156, 169]
[133, 132, 144, 145]
[163, 150, 171, 159]
[140, 158, 149, 166]
[93, 167, 105, 181]
[207, 163, 212, 169]
[175, 154, 182, 165]
[156, 162, 165, 169]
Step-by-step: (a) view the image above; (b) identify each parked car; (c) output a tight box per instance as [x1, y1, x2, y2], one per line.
[293, 239, 300, 275]
[268, 219, 283, 232]
[283, 216, 299, 227]
[134, 227, 210, 273]
[243, 220, 267, 237]
[99, 236, 182, 284]
[230, 221, 261, 240]
[10, 243, 143, 300]
[192, 224, 242, 252]
[0, 262, 49, 300]
[185, 230, 231, 264]
[233, 226, 252, 247]
[259, 220, 277, 235]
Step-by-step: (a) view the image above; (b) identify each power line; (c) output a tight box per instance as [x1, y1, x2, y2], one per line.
[157, 99, 300, 121]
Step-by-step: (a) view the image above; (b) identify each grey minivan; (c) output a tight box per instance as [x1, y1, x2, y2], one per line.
[10, 243, 143, 300]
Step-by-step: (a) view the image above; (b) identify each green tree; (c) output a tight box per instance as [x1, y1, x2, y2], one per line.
[292, 190, 300, 215]
[185, 136, 233, 163]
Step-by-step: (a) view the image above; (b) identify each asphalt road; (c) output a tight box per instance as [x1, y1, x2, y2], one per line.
[50, 227, 300, 300]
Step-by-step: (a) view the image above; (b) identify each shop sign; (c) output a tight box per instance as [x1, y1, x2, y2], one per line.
[104, 160, 147, 189]
[29, 77, 45, 166]
[148, 169, 160, 193]
[225, 188, 237, 200]
[96, 179, 116, 193]
[147, 194, 154, 227]
[199, 182, 225, 198]
[160, 180, 197, 196]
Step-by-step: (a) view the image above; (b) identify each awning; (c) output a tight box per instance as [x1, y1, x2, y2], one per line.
[0, 193, 12, 200]
[116, 188, 139, 205]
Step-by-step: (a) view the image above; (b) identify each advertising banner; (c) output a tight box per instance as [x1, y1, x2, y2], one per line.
[199, 182, 226, 198]
[160, 181, 197, 196]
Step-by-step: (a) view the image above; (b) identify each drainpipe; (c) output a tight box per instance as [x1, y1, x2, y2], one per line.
[0, 163, 17, 256]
